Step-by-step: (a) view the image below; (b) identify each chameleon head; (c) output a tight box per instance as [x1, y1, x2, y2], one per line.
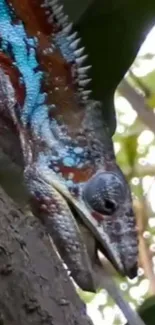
[82, 167, 138, 279]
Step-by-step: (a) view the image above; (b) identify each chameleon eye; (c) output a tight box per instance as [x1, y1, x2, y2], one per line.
[83, 171, 123, 215]
[101, 199, 117, 215]
[86, 196, 117, 216]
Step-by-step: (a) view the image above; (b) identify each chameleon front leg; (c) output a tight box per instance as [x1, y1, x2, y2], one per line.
[24, 165, 96, 292]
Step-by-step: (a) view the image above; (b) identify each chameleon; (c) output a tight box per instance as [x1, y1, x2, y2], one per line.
[0, 0, 138, 292]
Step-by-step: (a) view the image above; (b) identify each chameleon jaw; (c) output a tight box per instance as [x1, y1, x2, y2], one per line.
[56, 188, 138, 280]
[54, 193, 138, 280]
[24, 166, 98, 293]
[34, 168, 138, 281]
[70, 200, 138, 280]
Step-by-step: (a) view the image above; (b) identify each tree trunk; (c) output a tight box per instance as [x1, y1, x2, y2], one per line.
[0, 186, 93, 325]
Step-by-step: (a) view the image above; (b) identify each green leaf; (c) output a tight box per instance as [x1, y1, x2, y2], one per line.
[121, 134, 138, 169]
[138, 296, 155, 325]
[77, 288, 97, 303]
[126, 296, 155, 325]
[141, 71, 155, 97]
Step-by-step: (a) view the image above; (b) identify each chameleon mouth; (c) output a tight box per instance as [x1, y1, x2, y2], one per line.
[67, 201, 138, 280]
[97, 240, 137, 279]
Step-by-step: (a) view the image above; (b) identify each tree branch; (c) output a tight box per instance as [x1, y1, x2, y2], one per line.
[119, 79, 155, 132]
[0, 186, 93, 325]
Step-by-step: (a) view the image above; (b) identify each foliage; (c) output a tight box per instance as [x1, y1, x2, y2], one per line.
[79, 26, 155, 325]
[75, 0, 155, 135]
[126, 296, 155, 325]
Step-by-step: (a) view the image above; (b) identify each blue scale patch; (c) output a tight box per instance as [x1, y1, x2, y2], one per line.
[0, 1, 90, 194]
[63, 156, 75, 167]
[48, 143, 87, 169]
[73, 147, 84, 154]
[0, 0, 59, 152]
[0, 0, 46, 126]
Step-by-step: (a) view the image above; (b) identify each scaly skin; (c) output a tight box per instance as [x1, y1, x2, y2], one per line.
[0, 0, 138, 291]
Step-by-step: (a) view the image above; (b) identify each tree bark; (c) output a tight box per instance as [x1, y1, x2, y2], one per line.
[0, 186, 93, 325]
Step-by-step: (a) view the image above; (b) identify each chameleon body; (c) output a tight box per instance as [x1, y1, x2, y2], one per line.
[0, 0, 138, 291]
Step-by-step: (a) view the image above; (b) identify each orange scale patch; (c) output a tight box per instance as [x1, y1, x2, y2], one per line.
[58, 165, 95, 183]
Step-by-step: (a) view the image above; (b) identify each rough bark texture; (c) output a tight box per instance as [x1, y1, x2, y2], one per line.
[0, 186, 93, 325]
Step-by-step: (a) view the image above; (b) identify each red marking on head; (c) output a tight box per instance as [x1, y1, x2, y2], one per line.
[44, 196, 52, 205]
[0, 53, 25, 106]
[40, 203, 48, 212]
[92, 211, 104, 222]
[8, 0, 59, 35]
[58, 165, 95, 183]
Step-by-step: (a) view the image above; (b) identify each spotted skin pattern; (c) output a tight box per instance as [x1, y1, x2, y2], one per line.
[0, 0, 138, 291]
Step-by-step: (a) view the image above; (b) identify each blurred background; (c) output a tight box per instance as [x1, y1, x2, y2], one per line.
[78, 25, 155, 325]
